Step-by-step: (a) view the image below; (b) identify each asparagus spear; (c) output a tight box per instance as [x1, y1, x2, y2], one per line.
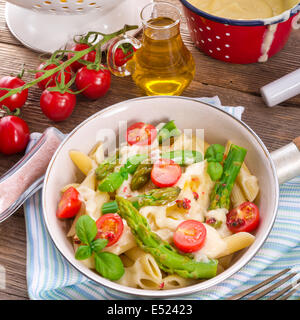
[101, 186, 181, 213]
[209, 144, 247, 210]
[157, 120, 181, 145]
[98, 154, 146, 193]
[130, 160, 153, 191]
[95, 151, 119, 181]
[130, 186, 181, 209]
[161, 150, 203, 166]
[115, 196, 218, 279]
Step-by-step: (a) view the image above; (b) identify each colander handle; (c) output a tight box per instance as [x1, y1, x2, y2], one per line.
[106, 34, 142, 77]
[0, 127, 64, 223]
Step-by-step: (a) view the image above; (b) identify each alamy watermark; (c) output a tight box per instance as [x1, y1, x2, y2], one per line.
[95, 120, 204, 164]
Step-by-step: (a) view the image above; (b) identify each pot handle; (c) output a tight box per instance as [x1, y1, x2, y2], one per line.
[0, 127, 64, 223]
[270, 137, 300, 185]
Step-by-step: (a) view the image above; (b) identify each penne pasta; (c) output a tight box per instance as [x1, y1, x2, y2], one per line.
[230, 183, 247, 208]
[69, 150, 94, 175]
[61, 183, 80, 193]
[162, 275, 197, 290]
[216, 232, 255, 258]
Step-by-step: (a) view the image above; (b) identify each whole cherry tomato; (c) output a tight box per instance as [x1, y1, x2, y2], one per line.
[0, 115, 30, 155]
[75, 65, 111, 100]
[68, 43, 97, 72]
[173, 220, 207, 253]
[0, 76, 28, 111]
[95, 213, 124, 247]
[35, 62, 72, 91]
[226, 202, 260, 233]
[56, 187, 82, 219]
[40, 89, 76, 122]
[114, 44, 136, 67]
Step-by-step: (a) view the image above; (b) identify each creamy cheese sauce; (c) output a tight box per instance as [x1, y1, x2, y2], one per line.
[188, 0, 298, 19]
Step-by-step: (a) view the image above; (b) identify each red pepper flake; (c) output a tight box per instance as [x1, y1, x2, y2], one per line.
[206, 218, 216, 225]
[193, 192, 199, 200]
[159, 282, 165, 289]
[202, 192, 205, 195]
[222, 184, 227, 187]
[74, 239, 81, 245]
[123, 186, 127, 193]
[176, 198, 192, 210]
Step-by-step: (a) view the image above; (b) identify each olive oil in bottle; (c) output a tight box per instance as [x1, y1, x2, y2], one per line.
[129, 16, 195, 96]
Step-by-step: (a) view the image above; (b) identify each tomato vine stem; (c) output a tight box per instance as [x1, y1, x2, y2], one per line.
[0, 24, 138, 102]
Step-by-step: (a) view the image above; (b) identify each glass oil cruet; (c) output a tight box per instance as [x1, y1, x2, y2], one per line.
[107, 1, 195, 96]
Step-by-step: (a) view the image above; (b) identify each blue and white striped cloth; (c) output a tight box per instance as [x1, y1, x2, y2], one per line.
[23, 97, 300, 300]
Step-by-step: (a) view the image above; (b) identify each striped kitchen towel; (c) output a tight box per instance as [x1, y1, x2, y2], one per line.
[23, 96, 300, 300]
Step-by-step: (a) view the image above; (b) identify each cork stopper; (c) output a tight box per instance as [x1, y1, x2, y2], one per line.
[293, 137, 300, 151]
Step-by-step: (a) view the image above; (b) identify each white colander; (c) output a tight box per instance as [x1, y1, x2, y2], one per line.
[5, 0, 150, 52]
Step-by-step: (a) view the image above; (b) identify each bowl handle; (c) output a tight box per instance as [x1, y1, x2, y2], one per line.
[0, 127, 64, 223]
[270, 137, 300, 184]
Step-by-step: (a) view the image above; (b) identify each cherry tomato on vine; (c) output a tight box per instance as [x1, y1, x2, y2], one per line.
[226, 202, 260, 233]
[67, 43, 97, 72]
[114, 44, 136, 67]
[56, 187, 82, 219]
[173, 220, 207, 253]
[0, 115, 30, 155]
[40, 89, 76, 122]
[151, 158, 182, 188]
[75, 65, 111, 100]
[95, 213, 124, 247]
[0, 76, 28, 111]
[35, 62, 72, 91]
[126, 122, 157, 146]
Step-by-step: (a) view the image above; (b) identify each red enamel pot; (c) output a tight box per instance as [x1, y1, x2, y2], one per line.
[180, 1, 300, 64]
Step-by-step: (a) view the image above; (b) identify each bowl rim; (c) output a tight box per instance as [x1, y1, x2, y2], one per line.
[42, 95, 279, 298]
[179, 0, 300, 26]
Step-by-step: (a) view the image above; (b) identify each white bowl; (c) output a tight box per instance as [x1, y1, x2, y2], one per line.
[42, 96, 279, 298]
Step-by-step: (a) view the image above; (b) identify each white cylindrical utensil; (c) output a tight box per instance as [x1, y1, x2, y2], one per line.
[261, 68, 300, 107]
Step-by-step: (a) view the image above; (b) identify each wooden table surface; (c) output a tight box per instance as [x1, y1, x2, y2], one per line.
[0, 0, 299, 300]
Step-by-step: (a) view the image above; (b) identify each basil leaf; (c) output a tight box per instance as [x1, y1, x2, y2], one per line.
[98, 171, 125, 193]
[91, 238, 108, 253]
[75, 215, 98, 245]
[205, 144, 225, 163]
[94, 252, 125, 281]
[207, 162, 223, 181]
[75, 245, 92, 260]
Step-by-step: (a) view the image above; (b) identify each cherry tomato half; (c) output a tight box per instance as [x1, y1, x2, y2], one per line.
[0, 76, 28, 111]
[75, 65, 111, 100]
[226, 202, 260, 233]
[35, 62, 72, 91]
[95, 213, 124, 247]
[56, 187, 82, 219]
[0, 115, 30, 155]
[68, 43, 96, 73]
[151, 158, 182, 188]
[40, 89, 76, 122]
[173, 220, 207, 253]
[126, 122, 157, 146]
